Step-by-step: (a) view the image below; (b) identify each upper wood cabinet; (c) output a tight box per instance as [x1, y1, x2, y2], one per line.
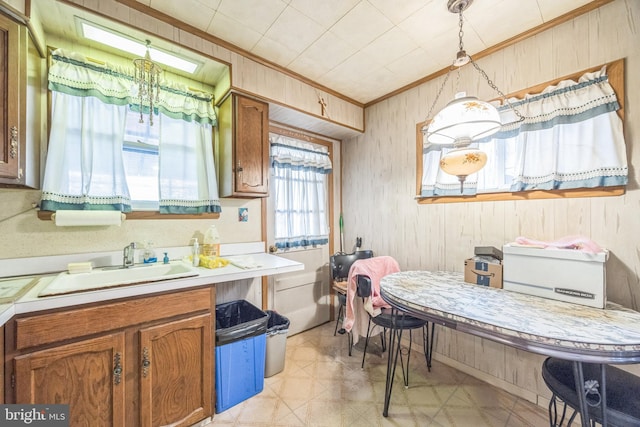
[217, 93, 269, 198]
[0, 13, 41, 188]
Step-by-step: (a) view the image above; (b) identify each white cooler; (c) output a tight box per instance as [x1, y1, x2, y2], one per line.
[502, 243, 608, 308]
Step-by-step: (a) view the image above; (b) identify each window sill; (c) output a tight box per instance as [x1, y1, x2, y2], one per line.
[37, 210, 220, 221]
[416, 186, 625, 204]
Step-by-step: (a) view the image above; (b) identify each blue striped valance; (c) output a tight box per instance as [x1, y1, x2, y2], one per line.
[48, 49, 217, 126]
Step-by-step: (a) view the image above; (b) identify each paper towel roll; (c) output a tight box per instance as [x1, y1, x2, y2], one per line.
[53, 210, 125, 227]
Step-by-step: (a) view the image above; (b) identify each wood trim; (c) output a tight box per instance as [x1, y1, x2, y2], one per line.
[417, 187, 625, 204]
[415, 59, 626, 204]
[366, 0, 616, 108]
[37, 210, 220, 221]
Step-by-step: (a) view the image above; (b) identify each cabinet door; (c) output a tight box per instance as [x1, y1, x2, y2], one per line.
[14, 332, 126, 427]
[234, 94, 269, 195]
[0, 14, 22, 181]
[139, 313, 213, 427]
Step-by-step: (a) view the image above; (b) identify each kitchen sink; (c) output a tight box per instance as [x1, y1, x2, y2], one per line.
[38, 262, 199, 297]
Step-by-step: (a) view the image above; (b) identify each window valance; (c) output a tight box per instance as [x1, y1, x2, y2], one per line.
[48, 49, 217, 126]
[271, 135, 333, 174]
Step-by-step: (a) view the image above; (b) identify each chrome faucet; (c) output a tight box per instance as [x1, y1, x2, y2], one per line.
[123, 242, 137, 268]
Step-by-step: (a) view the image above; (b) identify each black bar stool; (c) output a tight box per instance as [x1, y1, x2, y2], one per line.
[541, 357, 640, 426]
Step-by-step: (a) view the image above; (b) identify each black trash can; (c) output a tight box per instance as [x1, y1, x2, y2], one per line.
[264, 310, 290, 377]
[215, 300, 269, 412]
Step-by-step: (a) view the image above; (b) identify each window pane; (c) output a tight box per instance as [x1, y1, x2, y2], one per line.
[123, 108, 159, 210]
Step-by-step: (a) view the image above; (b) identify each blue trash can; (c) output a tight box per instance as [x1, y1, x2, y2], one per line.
[215, 300, 268, 412]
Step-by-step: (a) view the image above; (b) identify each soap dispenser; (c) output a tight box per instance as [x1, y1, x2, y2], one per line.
[191, 238, 200, 267]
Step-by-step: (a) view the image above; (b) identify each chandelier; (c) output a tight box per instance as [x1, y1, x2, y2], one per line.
[422, 0, 524, 192]
[133, 40, 161, 126]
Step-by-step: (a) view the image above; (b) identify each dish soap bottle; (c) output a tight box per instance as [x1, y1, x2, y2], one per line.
[143, 241, 157, 263]
[203, 225, 221, 257]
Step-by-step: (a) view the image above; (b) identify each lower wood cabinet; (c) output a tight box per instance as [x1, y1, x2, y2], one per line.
[14, 332, 126, 426]
[7, 287, 215, 427]
[139, 314, 213, 427]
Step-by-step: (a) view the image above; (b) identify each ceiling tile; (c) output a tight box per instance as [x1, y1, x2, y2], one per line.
[368, 0, 433, 25]
[289, 0, 360, 27]
[361, 27, 419, 65]
[264, 6, 326, 56]
[217, 0, 288, 34]
[465, 0, 543, 47]
[385, 47, 435, 83]
[208, 11, 263, 50]
[149, 0, 216, 31]
[325, 49, 385, 79]
[289, 31, 356, 77]
[252, 36, 299, 66]
[330, 1, 394, 50]
[537, 0, 593, 21]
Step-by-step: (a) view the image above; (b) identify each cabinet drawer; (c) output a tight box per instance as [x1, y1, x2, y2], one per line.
[15, 287, 213, 351]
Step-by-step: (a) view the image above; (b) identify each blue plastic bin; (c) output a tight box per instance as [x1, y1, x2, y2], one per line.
[215, 300, 269, 413]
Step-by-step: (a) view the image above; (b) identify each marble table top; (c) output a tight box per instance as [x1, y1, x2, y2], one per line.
[380, 271, 640, 363]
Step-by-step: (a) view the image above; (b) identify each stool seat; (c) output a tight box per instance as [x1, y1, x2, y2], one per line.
[542, 357, 640, 426]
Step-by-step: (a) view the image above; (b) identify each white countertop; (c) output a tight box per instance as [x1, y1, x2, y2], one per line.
[0, 242, 303, 325]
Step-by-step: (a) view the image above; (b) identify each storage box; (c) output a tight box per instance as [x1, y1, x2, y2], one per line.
[215, 334, 266, 412]
[464, 258, 503, 288]
[502, 244, 608, 308]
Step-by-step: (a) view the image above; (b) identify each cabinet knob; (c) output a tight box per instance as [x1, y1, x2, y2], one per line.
[10, 126, 18, 159]
[113, 352, 122, 385]
[142, 347, 151, 377]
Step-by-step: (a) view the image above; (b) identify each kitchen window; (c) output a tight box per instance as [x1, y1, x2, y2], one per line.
[416, 60, 627, 203]
[40, 48, 221, 217]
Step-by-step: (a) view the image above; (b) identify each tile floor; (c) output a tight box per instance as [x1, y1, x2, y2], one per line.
[205, 322, 551, 427]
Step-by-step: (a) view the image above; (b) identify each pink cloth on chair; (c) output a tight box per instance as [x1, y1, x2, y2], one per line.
[343, 256, 400, 343]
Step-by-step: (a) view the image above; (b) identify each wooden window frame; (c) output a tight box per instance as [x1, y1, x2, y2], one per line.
[415, 59, 626, 204]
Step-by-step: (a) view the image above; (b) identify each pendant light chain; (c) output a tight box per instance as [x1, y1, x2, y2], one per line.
[423, 2, 525, 130]
[458, 8, 465, 53]
[469, 58, 525, 123]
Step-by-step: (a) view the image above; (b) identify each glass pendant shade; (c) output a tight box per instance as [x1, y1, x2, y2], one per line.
[440, 145, 487, 192]
[440, 146, 487, 177]
[426, 95, 502, 145]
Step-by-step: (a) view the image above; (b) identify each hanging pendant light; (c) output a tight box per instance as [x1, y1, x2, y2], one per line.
[422, 0, 524, 192]
[133, 40, 161, 126]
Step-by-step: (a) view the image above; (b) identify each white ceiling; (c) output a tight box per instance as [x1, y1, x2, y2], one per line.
[36, 0, 595, 105]
[132, 0, 594, 104]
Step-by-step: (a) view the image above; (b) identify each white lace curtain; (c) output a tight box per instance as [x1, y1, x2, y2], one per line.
[421, 66, 628, 196]
[41, 49, 220, 213]
[270, 135, 332, 249]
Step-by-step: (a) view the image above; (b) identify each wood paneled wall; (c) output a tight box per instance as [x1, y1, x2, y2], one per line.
[342, 0, 640, 406]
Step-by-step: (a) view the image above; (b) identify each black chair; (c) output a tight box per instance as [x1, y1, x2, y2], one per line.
[356, 274, 434, 378]
[542, 357, 640, 426]
[329, 250, 374, 337]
